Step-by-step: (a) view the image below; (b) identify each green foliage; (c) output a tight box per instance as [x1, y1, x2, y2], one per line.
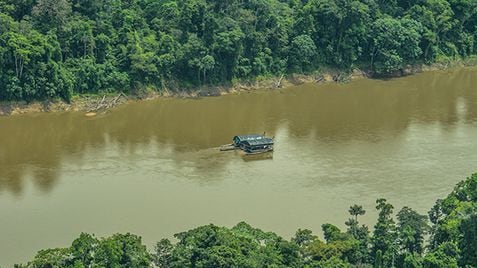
[423, 241, 459, 268]
[27, 248, 71, 267]
[370, 17, 423, 75]
[1, 0, 476, 101]
[397, 207, 429, 255]
[395, 207, 429, 268]
[372, 198, 397, 267]
[289, 34, 317, 73]
[17, 174, 477, 268]
[31, 0, 72, 31]
[316, 256, 352, 268]
[428, 173, 477, 266]
[459, 213, 477, 267]
[402, 252, 423, 268]
[154, 222, 303, 267]
[345, 204, 370, 265]
[23, 232, 151, 267]
[154, 238, 174, 267]
[292, 229, 316, 247]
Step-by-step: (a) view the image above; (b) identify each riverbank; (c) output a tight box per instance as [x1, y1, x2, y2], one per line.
[1, 59, 476, 116]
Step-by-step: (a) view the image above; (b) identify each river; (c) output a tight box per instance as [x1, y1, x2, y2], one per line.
[1, 67, 477, 266]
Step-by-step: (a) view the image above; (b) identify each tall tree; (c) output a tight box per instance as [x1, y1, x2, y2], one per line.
[397, 207, 429, 255]
[372, 198, 397, 268]
[459, 213, 477, 267]
[31, 0, 72, 31]
[345, 204, 370, 265]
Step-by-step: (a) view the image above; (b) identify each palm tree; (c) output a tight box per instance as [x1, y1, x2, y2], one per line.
[349, 204, 366, 222]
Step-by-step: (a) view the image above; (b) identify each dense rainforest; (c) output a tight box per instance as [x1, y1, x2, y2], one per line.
[16, 173, 477, 267]
[0, 0, 476, 102]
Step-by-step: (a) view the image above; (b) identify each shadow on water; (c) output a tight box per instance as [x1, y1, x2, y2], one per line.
[0, 67, 476, 195]
[241, 152, 274, 162]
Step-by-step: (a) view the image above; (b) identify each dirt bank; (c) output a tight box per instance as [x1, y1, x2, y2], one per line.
[1, 61, 475, 116]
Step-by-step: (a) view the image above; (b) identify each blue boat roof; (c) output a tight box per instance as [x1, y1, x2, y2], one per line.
[233, 134, 266, 142]
[242, 138, 274, 146]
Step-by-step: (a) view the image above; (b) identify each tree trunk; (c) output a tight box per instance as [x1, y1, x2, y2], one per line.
[14, 53, 19, 78]
[424, 43, 431, 60]
[196, 68, 201, 85]
[14, 53, 24, 79]
[370, 45, 377, 69]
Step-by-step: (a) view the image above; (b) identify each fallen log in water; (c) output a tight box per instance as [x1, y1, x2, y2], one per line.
[315, 75, 325, 83]
[274, 74, 285, 88]
[85, 112, 97, 117]
[87, 93, 127, 113]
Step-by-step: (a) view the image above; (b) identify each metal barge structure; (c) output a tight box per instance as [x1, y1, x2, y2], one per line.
[220, 134, 274, 155]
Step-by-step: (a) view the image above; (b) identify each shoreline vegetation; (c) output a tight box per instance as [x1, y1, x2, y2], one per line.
[1, 60, 476, 116]
[2, 0, 477, 116]
[15, 173, 477, 267]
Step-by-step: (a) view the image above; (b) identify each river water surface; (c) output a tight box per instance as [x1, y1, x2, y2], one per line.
[1, 67, 477, 266]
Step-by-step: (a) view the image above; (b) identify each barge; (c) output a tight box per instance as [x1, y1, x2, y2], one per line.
[220, 134, 274, 155]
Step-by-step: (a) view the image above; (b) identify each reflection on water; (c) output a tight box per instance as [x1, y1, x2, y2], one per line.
[241, 151, 274, 162]
[0, 67, 477, 266]
[1, 67, 476, 193]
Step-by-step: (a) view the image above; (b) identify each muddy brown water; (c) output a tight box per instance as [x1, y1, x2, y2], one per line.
[1, 67, 477, 266]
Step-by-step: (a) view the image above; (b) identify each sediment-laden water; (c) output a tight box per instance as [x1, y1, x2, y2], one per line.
[1, 67, 477, 266]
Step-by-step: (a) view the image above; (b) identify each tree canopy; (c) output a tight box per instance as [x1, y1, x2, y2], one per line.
[1, 0, 476, 101]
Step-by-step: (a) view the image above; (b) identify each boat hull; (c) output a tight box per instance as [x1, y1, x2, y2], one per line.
[243, 148, 274, 155]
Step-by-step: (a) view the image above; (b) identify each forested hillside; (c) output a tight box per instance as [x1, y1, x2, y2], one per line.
[18, 173, 477, 267]
[1, 0, 476, 101]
